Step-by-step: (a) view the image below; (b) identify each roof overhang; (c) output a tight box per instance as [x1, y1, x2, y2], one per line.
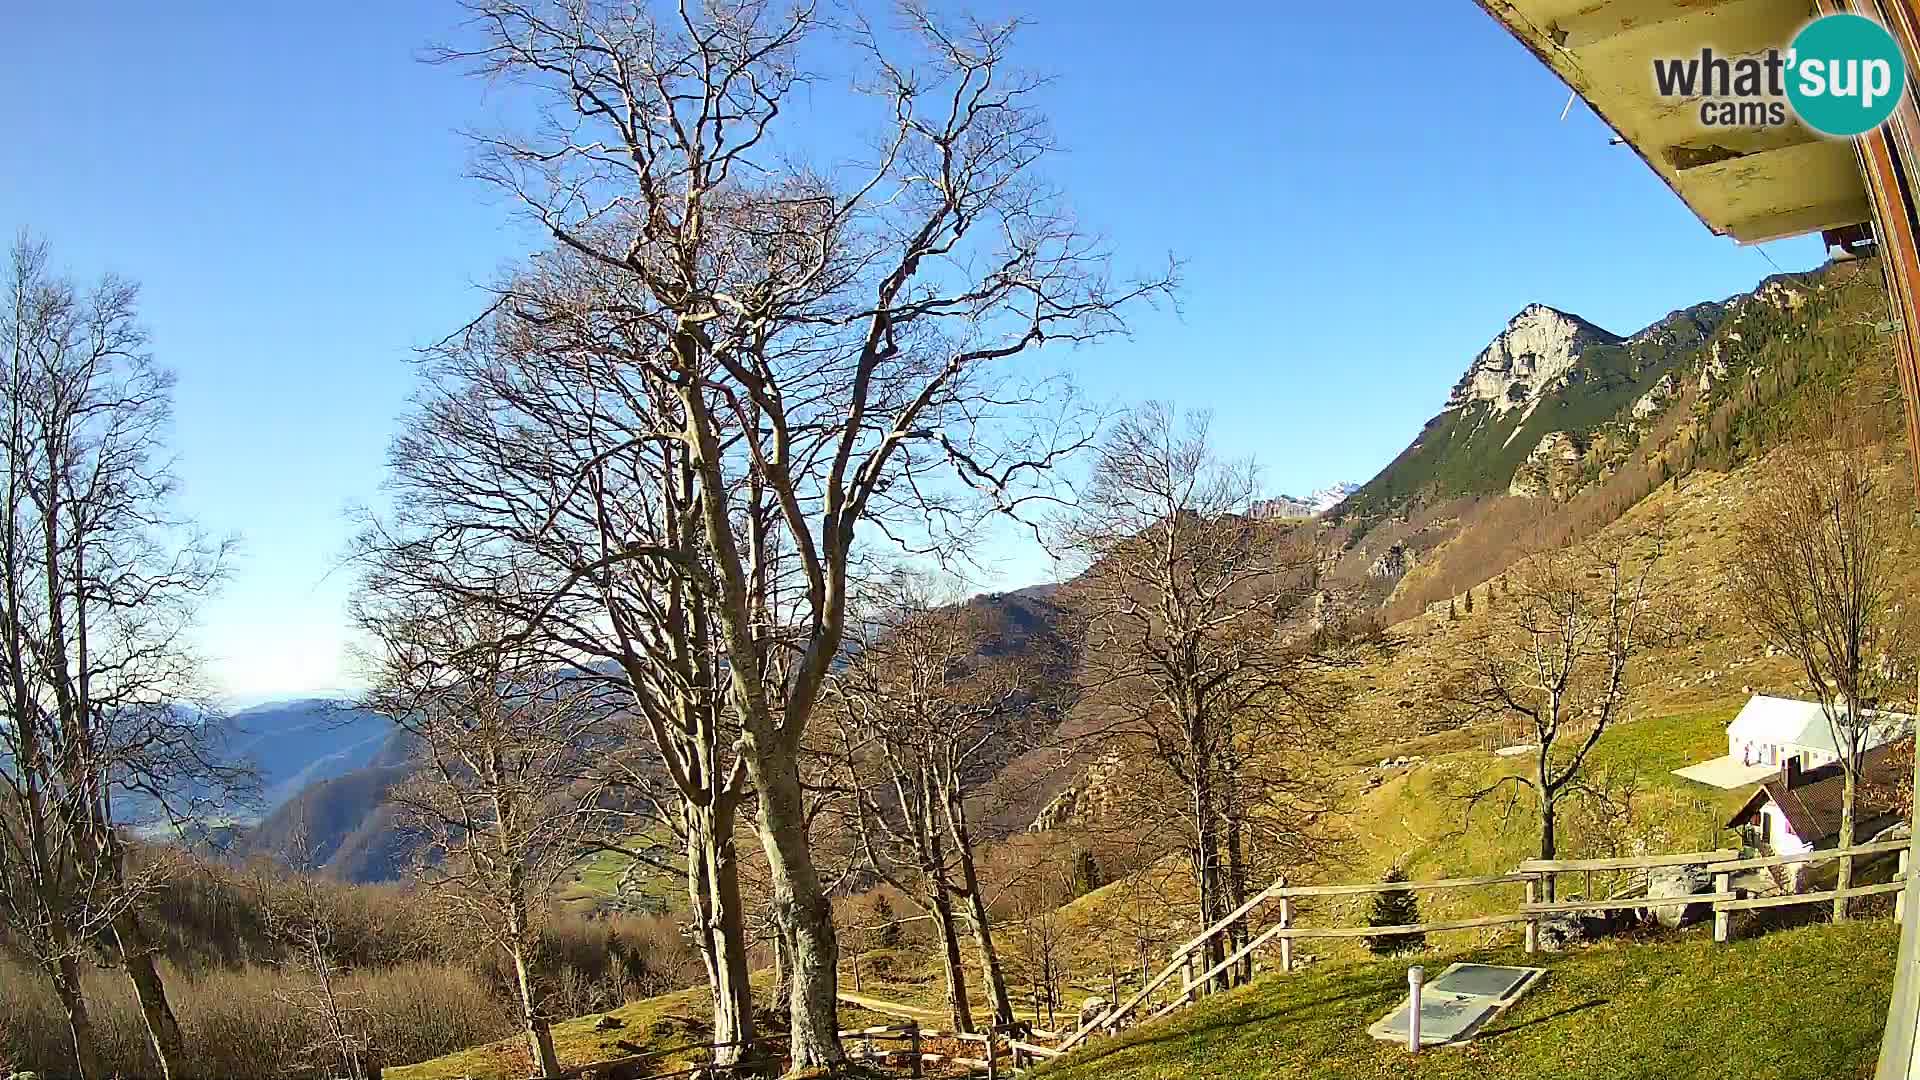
[1477, 0, 1873, 243]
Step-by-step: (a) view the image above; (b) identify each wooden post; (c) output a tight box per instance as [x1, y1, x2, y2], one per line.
[910, 1023, 922, 1078]
[1713, 871, 1732, 943]
[1901, 849, 1912, 923]
[1524, 876, 1538, 953]
[986, 1028, 998, 1080]
[1278, 876, 1293, 974]
[1182, 950, 1197, 1003]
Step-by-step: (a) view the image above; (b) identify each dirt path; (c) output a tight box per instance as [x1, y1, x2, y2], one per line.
[837, 990, 949, 1025]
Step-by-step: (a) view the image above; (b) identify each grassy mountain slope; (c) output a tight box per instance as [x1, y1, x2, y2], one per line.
[234, 762, 415, 881]
[1036, 920, 1895, 1080]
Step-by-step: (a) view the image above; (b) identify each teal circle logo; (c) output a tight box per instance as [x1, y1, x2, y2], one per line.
[1787, 14, 1907, 136]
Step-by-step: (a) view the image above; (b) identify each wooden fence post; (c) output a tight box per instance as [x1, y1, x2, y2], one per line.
[1713, 871, 1731, 943]
[1523, 876, 1538, 953]
[1279, 877, 1294, 974]
[1182, 950, 1197, 1003]
[910, 1023, 922, 1078]
[1900, 849, 1911, 923]
[986, 1030, 998, 1080]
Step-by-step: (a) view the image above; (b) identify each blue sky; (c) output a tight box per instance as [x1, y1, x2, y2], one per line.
[0, 3, 1825, 701]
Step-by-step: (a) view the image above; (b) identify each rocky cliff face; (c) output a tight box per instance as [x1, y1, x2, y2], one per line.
[1508, 431, 1586, 499]
[1030, 753, 1126, 832]
[1340, 294, 1728, 523]
[1446, 304, 1623, 416]
[1367, 542, 1417, 579]
[1250, 481, 1361, 521]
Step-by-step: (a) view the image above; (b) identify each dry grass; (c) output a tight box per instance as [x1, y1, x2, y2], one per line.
[0, 873, 703, 1079]
[388, 978, 902, 1080]
[0, 955, 508, 1079]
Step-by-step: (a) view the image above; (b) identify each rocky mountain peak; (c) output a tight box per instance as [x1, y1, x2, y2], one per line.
[1250, 481, 1362, 521]
[1447, 304, 1623, 415]
[1308, 482, 1361, 513]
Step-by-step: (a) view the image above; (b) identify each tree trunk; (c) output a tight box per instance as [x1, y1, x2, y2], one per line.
[53, 953, 103, 1080]
[509, 936, 560, 1078]
[1837, 764, 1858, 921]
[1189, 764, 1227, 990]
[769, 924, 793, 1015]
[1223, 763, 1251, 987]
[1539, 799, 1559, 904]
[930, 883, 975, 1033]
[114, 909, 185, 1080]
[919, 787, 976, 1035]
[687, 802, 755, 1064]
[946, 794, 1015, 1027]
[743, 742, 843, 1069]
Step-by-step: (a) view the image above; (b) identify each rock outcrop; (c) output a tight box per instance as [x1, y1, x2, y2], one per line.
[1632, 373, 1679, 419]
[1447, 305, 1623, 416]
[1367, 543, 1417, 580]
[1508, 431, 1586, 499]
[1640, 865, 1714, 929]
[1250, 481, 1361, 521]
[1029, 754, 1125, 832]
[1700, 336, 1733, 394]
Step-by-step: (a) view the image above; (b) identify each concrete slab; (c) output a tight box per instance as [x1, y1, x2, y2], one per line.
[1367, 964, 1545, 1048]
[1672, 755, 1775, 790]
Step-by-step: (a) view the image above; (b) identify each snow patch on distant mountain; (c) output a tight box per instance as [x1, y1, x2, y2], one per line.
[1308, 482, 1360, 513]
[1252, 482, 1360, 520]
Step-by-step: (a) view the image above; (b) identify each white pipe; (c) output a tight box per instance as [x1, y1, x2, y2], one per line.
[1408, 966, 1425, 1054]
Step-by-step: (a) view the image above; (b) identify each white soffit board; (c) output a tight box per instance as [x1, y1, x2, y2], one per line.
[1477, 0, 1871, 243]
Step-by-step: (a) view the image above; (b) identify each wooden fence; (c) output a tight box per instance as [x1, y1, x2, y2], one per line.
[1049, 837, 1914, 1059]
[550, 837, 1916, 1078]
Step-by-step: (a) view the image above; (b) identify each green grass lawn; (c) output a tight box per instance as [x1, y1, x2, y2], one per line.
[1004, 702, 1765, 978]
[1038, 920, 1897, 1080]
[554, 826, 682, 915]
[1291, 701, 1755, 962]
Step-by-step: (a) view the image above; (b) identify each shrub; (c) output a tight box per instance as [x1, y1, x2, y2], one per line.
[0, 952, 521, 1078]
[1365, 867, 1426, 956]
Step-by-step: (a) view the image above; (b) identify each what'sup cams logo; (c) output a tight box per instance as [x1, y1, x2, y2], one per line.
[1653, 13, 1907, 137]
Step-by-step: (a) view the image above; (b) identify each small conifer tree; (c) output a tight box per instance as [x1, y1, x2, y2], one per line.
[874, 892, 902, 948]
[1072, 848, 1103, 895]
[1464, 588, 1474, 615]
[1366, 866, 1425, 956]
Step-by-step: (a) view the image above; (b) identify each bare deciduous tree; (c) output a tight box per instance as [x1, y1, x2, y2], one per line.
[1451, 532, 1668, 900]
[358, 599, 617, 1079]
[254, 821, 379, 1080]
[0, 233, 238, 1080]
[421, 1, 1171, 1063]
[1729, 438, 1914, 917]
[829, 578, 1056, 1030]
[359, 291, 763, 1061]
[1055, 403, 1351, 991]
